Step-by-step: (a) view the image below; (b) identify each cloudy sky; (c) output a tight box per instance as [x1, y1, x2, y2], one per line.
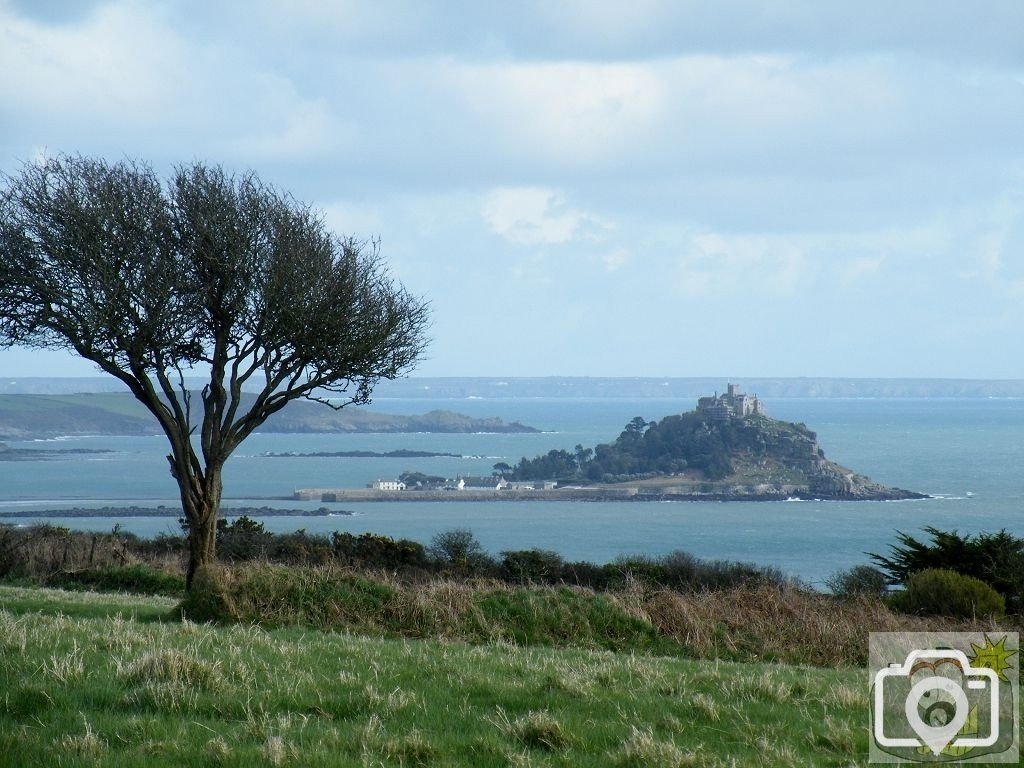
[1, 1, 1023, 378]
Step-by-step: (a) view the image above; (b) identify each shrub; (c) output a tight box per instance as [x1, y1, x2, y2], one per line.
[870, 527, 1024, 612]
[500, 549, 564, 584]
[267, 529, 333, 565]
[825, 565, 889, 599]
[428, 529, 495, 576]
[889, 568, 1005, 619]
[216, 516, 271, 562]
[599, 551, 786, 592]
[331, 531, 428, 570]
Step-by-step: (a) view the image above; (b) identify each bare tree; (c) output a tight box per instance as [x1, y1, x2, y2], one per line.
[0, 156, 429, 588]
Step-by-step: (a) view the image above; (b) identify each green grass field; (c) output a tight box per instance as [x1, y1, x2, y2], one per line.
[0, 584, 872, 767]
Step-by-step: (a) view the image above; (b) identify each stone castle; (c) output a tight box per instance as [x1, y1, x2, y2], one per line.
[697, 383, 766, 421]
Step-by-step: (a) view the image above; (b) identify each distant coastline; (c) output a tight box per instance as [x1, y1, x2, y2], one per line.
[4, 375, 1024, 399]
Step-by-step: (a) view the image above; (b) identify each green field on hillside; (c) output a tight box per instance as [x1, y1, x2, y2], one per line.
[0, 584, 870, 767]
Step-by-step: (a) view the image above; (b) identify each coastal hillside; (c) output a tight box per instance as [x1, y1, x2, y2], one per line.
[0, 393, 536, 440]
[512, 386, 923, 501]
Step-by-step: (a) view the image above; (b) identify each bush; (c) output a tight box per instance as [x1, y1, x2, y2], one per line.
[500, 549, 564, 584]
[889, 568, 1005, 619]
[216, 515, 271, 561]
[331, 531, 428, 570]
[825, 565, 889, 599]
[599, 551, 786, 592]
[266, 529, 333, 565]
[870, 527, 1024, 612]
[428, 529, 495, 576]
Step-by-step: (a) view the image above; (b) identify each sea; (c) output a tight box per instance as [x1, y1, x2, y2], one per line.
[1, 396, 1022, 588]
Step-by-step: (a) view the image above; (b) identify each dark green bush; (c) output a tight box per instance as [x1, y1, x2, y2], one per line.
[331, 531, 428, 569]
[825, 565, 889, 598]
[598, 551, 786, 592]
[500, 549, 564, 584]
[889, 568, 1005, 618]
[428, 528, 496, 576]
[216, 515, 271, 561]
[266, 529, 333, 565]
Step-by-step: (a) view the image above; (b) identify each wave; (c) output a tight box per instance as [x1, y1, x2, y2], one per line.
[30, 435, 95, 442]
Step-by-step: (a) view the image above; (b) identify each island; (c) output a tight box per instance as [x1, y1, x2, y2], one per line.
[296, 384, 926, 502]
[0, 505, 354, 519]
[0, 442, 115, 461]
[0, 393, 538, 439]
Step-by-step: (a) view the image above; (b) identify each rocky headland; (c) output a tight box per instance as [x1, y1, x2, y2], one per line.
[0, 393, 537, 440]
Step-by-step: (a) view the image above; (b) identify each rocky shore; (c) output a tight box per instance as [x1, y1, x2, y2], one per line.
[293, 485, 928, 503]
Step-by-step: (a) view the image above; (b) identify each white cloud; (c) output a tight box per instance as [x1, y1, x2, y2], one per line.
[675, 232, 813, 298]
[480, 187, 607, 246]
[602, 248, 633, 272]
[0, 1, 354, 163]
[450, 61, 663, 165]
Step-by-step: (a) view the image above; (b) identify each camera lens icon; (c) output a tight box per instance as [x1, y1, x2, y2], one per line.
[873, 649, 1000, 756]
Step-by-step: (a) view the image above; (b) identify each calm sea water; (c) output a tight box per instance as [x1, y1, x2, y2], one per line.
[2, 397, 1022, 586]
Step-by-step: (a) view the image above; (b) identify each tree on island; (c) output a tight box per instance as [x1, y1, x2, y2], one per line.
[0, 156, 429, 589]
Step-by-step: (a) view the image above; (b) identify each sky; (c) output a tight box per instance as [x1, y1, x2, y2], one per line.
[1, 0, 1023, 379]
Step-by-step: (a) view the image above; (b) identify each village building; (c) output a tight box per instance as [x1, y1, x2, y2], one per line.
[696, 383, 766, 421]
[367, 479, 406, 491]
[455, 475, 508, 491]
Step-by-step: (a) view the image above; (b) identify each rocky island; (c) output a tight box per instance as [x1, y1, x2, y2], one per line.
[509, 384, 925, 501]
[301, 384, 925, 503]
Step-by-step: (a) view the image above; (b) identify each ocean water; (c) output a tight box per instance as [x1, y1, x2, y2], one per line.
[1, 397, 1022, 587]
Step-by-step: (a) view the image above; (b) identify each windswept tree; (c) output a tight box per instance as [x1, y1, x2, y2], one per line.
[0, 156, 429, 587]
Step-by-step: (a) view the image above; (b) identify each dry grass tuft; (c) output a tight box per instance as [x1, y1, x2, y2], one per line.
[59, 714, 107, 758]
[118, 647, 224, 690]
[614, 726, 704, 767]
[491, 707, 573, 751]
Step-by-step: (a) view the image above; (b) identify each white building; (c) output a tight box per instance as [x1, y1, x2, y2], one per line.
[368, 479, 406, 491]
[456, 476, 508, 490]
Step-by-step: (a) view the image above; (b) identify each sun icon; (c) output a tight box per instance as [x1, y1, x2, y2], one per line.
[968, 635, 1018, 683]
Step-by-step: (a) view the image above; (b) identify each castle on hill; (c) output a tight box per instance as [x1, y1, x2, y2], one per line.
[697, 383, 765, 421]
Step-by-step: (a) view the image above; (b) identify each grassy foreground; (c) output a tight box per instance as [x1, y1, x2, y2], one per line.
[0, 585, 871, 767]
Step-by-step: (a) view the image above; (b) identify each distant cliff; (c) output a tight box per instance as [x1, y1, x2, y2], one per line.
[0, 394, 537, 440]
[512, 410, 925, 501]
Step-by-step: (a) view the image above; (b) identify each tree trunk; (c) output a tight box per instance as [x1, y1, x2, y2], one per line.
[182, 464, 223, 590]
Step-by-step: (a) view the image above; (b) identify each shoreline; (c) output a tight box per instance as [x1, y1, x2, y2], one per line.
[0, 488, 930, 518]
[293, 487, 928, 503]
[0, 505, 355, 519]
